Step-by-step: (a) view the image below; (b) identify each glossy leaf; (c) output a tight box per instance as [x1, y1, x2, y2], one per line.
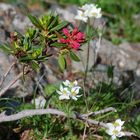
[51, 42, 67, 47]
[70, 51, 80, 62]
[50, 21, 67, 31]
[28, 14, 43, 30]
[58, 54, 66, 71]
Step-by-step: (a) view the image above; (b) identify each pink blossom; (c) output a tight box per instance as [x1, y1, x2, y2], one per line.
[59, 27, 85, 50]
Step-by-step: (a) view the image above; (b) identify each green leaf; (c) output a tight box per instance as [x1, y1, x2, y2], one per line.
[58, 54, 66, 71]
[0, 44, 12, 54]
[28, 14, 43, 30]
[31, 60, 40, 70]
[48, 15, 59, 30]
[45, 84, 58, 95]
[107, 65, 114, 79]
[23, 37, 31, 51]
[69, 51, 80, 62]
[19, 56, 33, 62]
[51, 42, 67, 47]
[50, 21, 67, 31]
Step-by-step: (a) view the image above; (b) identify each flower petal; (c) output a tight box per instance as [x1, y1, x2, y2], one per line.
[117, 132, 125, 137]
[63, 28, 70, 37]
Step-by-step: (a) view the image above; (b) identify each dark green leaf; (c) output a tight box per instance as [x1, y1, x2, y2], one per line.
[48, 15, 59, 29]
[28, 14, 43, 30]
[45, 84, 58, 95]
[0, 44, 12, 54]
[23, 37, 31, 51]
[70, 51, 80, 62]
[51, 42, 67, 47]
[50, 21, 67, 31]
[58, 54, 66, 71]
[107, 65, 114, 79]
[19, 56, 33, 62]
[31, 60, 40, 70]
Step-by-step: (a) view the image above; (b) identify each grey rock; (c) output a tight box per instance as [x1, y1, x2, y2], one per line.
[50, 4, 76, 23]
[12, 13, 32, 32]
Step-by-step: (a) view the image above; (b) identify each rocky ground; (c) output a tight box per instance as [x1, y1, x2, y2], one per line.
[0, 2, 140, 101]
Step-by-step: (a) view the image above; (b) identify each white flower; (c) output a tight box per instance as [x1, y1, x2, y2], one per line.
[70, 87, 82, 101]
[58, 80, 81, 101]
[106, 124, 125, 140]
[74, 10, 88, 22]
[113, 119, 125, 129]
[75, 3, 102, 22]
[63, 80, 80, 89]
[81, 4, 94, 11]
[106, 119, 125, 140]
[31, 96, 46, 109]
[57, 85, 70, 100]
[85, 6, 102, 18]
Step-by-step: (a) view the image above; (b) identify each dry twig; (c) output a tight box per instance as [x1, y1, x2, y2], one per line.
[0, 62, 16, 88]
[0, 108, 139, 139]
[82, 107, 117, 117]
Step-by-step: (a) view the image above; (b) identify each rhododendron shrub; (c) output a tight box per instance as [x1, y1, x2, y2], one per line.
[0, 14, 85, 71]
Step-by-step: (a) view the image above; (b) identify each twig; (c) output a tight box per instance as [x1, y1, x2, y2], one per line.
[0, 108, 139, 139]
[0, 62, 16, 88]
[0, 72, 23, 97]
[75, 112, 107, 128]
[75, 113, 140, 139]
[0, 109, 66, 123]
[82, 107, 117, 118]
[82, 121, 87, 140]
[0, 69, 30, 97]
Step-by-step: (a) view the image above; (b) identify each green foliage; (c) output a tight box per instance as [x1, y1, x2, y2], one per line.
[98, 0, 140, 44]
[58, 54, 66, 71]
[69, 51, 80, 62]
[0, 13, 71, 70]
[127, 114, 140, 136]
[14, 80, 139, 139]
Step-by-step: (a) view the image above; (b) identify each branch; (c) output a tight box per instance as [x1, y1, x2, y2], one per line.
[0, 108, 139, 139]
[75, 112, 107, 128]
[0, 69, 31, 97]
[0, 62, 16, 88]
[75, 112, 140, 139]
[0, 72, 23, 97]
[0, 109, 66, 123]
[82, 107, 117, 117]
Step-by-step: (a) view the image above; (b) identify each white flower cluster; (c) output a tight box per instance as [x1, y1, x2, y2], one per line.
[57, 80, 81, 101]
[106, 119, 125, 140]
[31, 96, 46, 109]
[75, 4, 102, 22]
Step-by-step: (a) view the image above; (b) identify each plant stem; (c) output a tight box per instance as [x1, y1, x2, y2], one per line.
[84, 40, 90, 85]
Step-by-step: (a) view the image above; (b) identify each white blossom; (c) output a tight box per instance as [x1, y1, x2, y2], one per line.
[31, 96, 46, 109]
[75, 3, 102, 22]
[57, 85, 70, 100]
[113, 119, 125, 129]
[74, 10, 88, 22]
[106, 119, 125, 140]
[63, 80, 80, 89]
[70, 87, 82, 101]
[58, 80, 82, 101]
[84, 4, 102, 18]
[106, 124, 125, 140]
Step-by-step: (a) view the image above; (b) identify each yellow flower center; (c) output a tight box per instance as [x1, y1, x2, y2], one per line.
[112, 130, 119, 135]
[72, 91, 76, 96]
[114, 122, 120, 127]
[63, 91, 67, 95]
[92, 12, 97, 16]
